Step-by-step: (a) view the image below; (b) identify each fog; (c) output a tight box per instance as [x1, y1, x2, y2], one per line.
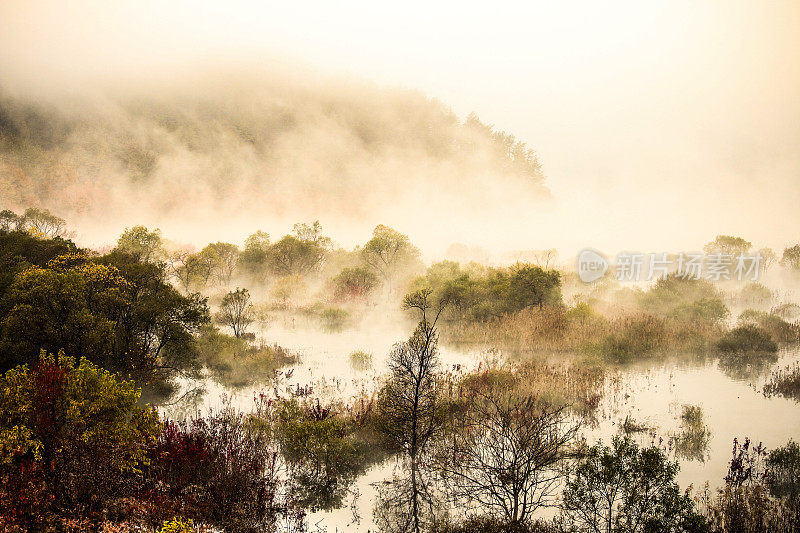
[1, 0, 799, 259]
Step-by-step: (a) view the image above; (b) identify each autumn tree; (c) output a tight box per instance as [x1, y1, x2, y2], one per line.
[239, 230, 271, 282]
[703, 235, 752, 256]
[115, 225, 164, 262]
[1, 251, 209, 382]
[0, 209, 22, 231]
[0, 229, 78, 301]
[781, 245, 800, 271]
[217, 287, 253, 339]
[758, 247, 777, 273]
[0, 351, 159, 528]
[507, 263, 562, 310]
[332, 266, 379, 302]
[202, 242, 241, 286]
[0, 261, 131, 372]
[362, 225, 421, 293]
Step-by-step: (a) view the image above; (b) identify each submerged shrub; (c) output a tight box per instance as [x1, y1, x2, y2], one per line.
[276, 399, 375, 511]
[717, 325, 778, 355]
[581, 315, 666, 363]
[675, 404, 711, 463]
[766, 440, 800, 499]
[349, 350, 374, 371]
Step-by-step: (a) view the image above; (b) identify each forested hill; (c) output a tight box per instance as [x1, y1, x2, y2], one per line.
[0, 74, 548, 228]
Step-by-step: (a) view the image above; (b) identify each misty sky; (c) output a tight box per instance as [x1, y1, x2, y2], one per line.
[1, 0, 799, 255]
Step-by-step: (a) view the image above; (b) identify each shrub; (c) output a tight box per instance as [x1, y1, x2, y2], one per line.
[349, 350, 374, 371]
[196, 326, 297, 387]
[766, 439, 800, 499]
[675, 404, 711, 463]
[145, 401, 299, 532]
[331, 267, 379, 302]
[318, 306, 349, 332]
[717, 325, 778, 355]
[0, 351, 159, 529]
[276, 399, 374, 511]
[561, 436, 705, 532]
[434, 516, 558, 532]
[698, 437, 800, 532]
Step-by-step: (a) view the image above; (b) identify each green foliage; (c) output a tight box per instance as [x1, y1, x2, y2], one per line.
[698, 438, 800, 532]
[780, 244, 800, 271]
[19, 207, 68, 239]
[703, 235, 752, 256]
[362, 224, 422, 291]
[716, 325, 779, 380]
[0, 247, 210, 383]
[0, 210, 21, 232]
[409, 261, 562, 322]
[277, 399, 374, 510]
[717, 325, 778, 354]
[674, 404, 711, 463]
[0, 261, 131, 372]
[435, 515, 558, 532]
[763, 362, 800, 401]
[270, 274, 307, 301]
[0, 351, 159, 526]
[317, 306, 350, 332]
[637, 276, 723, 320]
[196, 325, 297, 387]
[581, 315, 666, 364]
[115, 225, 163, 262]
[332, 266, 380, 301]
[239, 230, 271, 282]
[561, 436, 705, 532]
[766, 440, 800, 499]
[216, 287, 253, 338]
[349, 350, 374, 371]
[739, 282, 773, 307]
[0, 228, 78, 301]
[267, 234, 327, 276]
[738, 309, 797, 342]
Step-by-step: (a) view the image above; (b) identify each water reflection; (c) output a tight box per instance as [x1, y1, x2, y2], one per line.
[155, 317, 800, 532]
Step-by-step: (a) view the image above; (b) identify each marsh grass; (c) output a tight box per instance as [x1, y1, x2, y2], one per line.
[349, 350, 374, 372]
[197, 326, 299, 387]
[447, 305, 724, 365]
[448, 360, 607, 419]
[674, 404, 712, 462]
[763, 362, 800, 402]
[621, 414, 651, 435]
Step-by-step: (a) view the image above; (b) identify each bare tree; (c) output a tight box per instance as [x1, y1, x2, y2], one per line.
[436, 387, 578, 525]
[217, 287, 253, 339]
[167, 247, 197, 290]
[21, 207, 68, 238]
[378, 288, 447, 533]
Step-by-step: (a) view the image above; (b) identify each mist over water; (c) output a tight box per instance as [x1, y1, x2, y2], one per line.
[2, 1, 799, 259]
[2, 2, 800, 531]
